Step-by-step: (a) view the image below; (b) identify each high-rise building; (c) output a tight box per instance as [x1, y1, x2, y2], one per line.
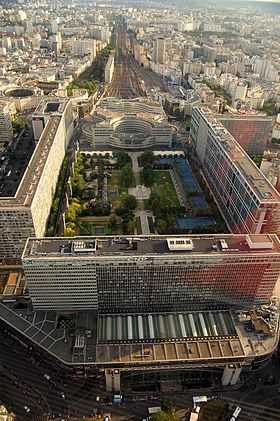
[22, 234, 280, 312]
[190, 107, 280, 235]
[153, 37, 166, 64]
[0, 99, 74, 258]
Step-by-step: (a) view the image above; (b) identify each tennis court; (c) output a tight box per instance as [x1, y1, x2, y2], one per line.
[174, 158, 202, 193]
[190, 196, 209, 210]
[176, 217, 216, 230]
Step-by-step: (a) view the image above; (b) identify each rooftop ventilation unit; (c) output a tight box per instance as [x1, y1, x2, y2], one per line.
[220, 239, 229, 250]
[72, 240, 97, 254]
[167, 237, 194, 251]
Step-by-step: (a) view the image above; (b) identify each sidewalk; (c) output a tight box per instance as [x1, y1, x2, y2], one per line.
[128, 152, 155, 235]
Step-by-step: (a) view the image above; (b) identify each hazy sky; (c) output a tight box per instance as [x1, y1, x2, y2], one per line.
[249, 0, 280, 2]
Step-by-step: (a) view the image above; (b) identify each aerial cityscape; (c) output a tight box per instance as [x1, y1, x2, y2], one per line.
[1, 0, 280, 420]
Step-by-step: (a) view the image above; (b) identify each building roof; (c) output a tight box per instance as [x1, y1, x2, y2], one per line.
[196, 107, 280, 203]
[0, 116, 61, 206]
[0, 304, 277, 367]
[94, 97, 168, 126]
[0, 97, 70, 206]
[34, 97, 68, 114]
[22, 234, 280, 259]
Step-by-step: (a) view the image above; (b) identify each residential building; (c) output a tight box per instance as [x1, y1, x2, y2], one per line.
[72, 39, 96, 58]
[0, 99, 74, 258]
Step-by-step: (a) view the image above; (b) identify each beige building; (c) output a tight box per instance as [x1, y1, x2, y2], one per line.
[104, 52, 115, 84]
[80, 97, 173, 150]
[0, 99, 74, 258]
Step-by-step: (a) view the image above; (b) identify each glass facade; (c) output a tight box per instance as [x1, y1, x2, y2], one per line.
[97, 255, 280, 313]
[191, 107, 280, 236]
[23, 236, 280, 312]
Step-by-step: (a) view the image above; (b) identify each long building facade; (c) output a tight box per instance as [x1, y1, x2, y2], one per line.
[22, 234, 280, 312]
[0, 99, 73, 258]
[191, 107, 280, 235]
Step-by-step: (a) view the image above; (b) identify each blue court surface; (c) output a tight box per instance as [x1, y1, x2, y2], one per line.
[174, 158, 202, 193]
[190, 196, 209, 210]
[176, 217, 216, 230]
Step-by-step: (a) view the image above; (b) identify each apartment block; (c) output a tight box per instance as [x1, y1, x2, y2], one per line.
[0, 99, 73, 258]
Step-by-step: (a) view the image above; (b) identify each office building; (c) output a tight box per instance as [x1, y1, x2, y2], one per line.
[219, 115, 273, 155]
[0, 234, 274, 390]
[0, 99, 73, 258]
[191, 107, 280, 235]
[22, 234, 280, 312]
[80, 97, 173, 150]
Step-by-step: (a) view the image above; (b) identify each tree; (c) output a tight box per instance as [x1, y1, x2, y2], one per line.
[120, 164, 134, 188]
[12, 115, 26, 133]
[127, 218, 136, 234]
[122, 215, 136, 235]
[199, 399, 228, 421]
[115, 206, 128, 217]
[113, 151, 131, 168]
[249, 154, 263, 168]
[51, 197, 59, 213]
[64, 222, 76, 237]
[139, 151, 155, 167]
[156, 218, 169, 234]
[161, 399, 176, 414]
[91, 200, 111, 216]
[120, 193, 137, 211]
[262, 101, 277, 116]
[72, 173, 86, 197]
[108, 214, 117, 230]
[151, 411, 178, 421]
[65, 199, 82, 222]
[141, 166, 154, 187]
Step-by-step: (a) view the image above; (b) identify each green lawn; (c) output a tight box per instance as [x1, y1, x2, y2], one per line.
[152, 170, 180, 207]
[77, 220, 122, 235]
[107, 170, 128, 195]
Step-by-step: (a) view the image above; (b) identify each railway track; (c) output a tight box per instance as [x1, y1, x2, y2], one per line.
[105, 29, 167, 99]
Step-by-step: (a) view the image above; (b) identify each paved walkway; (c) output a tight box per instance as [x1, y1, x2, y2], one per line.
[128, 152, 154, 235]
